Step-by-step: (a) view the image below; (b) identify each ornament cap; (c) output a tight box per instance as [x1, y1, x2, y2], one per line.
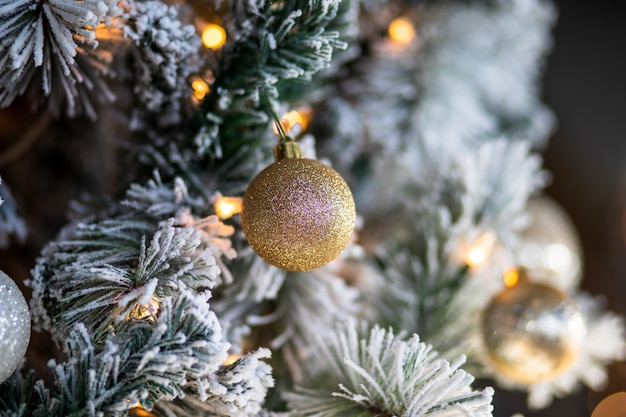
[274, 139, 302, 161]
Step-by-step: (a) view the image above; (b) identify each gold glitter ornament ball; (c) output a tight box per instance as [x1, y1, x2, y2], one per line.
[481, 273, 586, 385]
[241, 141, 356, 271]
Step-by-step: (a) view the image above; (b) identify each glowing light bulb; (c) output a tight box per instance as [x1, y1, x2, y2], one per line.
[388, 17, 415, 45]
[191, 77, 210, 101]
[464, 232, 496, 269]
[272, 108, 312, 135]
[467, 247, 486, 267]
[223, 354, 241, 366]
[215, 196, 243, 219]
[94, 22, 122, 41]
[129, 403, 156, 417]
[127, 298, 159, 321]
[503, 268, 520, 287]
[202, 23, 226, 49]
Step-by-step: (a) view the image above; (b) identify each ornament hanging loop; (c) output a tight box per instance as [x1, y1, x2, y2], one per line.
[273, 117, 289, 142]
[264, 93, 302, 161]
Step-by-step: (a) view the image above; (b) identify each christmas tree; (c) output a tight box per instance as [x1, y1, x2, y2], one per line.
[0, 0, 624, 416]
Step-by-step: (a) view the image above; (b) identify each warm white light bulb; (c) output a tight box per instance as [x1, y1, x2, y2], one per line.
[388, 17, 415, 45]
[215, 196, 243, 219]
[464, 232, 496, 269]
[191, 77, 210, 101]
[202, 24, 226, 49]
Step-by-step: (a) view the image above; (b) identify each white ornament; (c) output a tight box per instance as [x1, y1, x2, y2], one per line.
[0, 270, 31, 383]
[517, 196, 582, 289]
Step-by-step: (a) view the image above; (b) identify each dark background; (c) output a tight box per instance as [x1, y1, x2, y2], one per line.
[493, 1, 626, 416]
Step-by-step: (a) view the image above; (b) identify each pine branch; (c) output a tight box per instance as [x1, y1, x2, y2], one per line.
[28, 176, 234, 344]
[200, 349, 274, 416]
[0, 291, 231, 417]
[0, 178, 27, 248]
[195, 0, 349, 166]
[208, 254, 287, 354]
[271, 270, 363, 382]
[364, 140, 544, 361]
[0, 0, 120, 119]
[121, 1, 202, 122]
[373, 209, 470, 344]
[284, 323, 494, 417]
[0, 369, 36, 417]
[109, 1, 205, 183]
[313, 0, 556, 220]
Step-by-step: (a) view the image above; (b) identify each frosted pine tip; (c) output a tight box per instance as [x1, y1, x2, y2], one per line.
[215, 196, 243, 219]
[202, 23, 226, 49]
[388, 17, 415, 45]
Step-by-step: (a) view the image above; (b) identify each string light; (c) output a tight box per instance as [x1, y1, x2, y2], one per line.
[214, 196, 243, 219]
[466, 247, 486, 267]
[464, 232, 496, 269]
[503, 268, 520, 288]
[191, 77, 210, 101]
[202, 23, 226, 49]
[127, 298, 159, 321]
[223, 354, 241, 366]
[94, 22, 123, 41]
[388, 17, 415, 45]
[129, 404, 156, 417]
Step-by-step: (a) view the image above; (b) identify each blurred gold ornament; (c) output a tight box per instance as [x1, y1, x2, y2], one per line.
[517, 196, 582, 289]
[591, 392, 626, 417]
[481, 270, 586, 384]
[241, 139, 356, 271]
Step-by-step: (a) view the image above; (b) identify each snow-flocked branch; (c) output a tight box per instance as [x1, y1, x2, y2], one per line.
[1, 291, 235, 416]
[284, 323, 494, 416]
[0, 0, 120, 119]
[28, 176, 234, 343]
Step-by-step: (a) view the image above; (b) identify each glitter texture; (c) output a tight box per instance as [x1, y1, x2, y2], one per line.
[241, 158, 356, 272]
[481, 279, 586, 385]
[0, 270, 31, 383]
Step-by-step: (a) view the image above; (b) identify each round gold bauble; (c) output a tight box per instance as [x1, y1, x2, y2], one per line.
[591, 392, 626, 417]
[241, 157, 356, 272]
[481, 278, 586, 384]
